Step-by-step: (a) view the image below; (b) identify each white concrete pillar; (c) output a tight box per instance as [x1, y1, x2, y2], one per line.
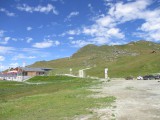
[70, 68, 72, 74]
[79, 70, 85, 78]
[105, 68, 108, 79]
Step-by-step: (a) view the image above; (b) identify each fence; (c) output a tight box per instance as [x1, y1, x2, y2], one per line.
[0, 73, 31, 82]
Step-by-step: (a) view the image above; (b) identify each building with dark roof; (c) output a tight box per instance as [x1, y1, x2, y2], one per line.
[0, 67, 53, 81]
[21, 67, 53, 76]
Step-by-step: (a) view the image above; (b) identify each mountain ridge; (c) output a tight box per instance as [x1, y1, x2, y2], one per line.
[29, 40, 160, 78]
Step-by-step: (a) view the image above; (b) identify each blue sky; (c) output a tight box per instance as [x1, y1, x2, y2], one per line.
[0, 0, 160, 70]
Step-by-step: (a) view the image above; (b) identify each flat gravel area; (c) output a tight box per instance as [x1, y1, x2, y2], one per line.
[89, 80, 160, 120]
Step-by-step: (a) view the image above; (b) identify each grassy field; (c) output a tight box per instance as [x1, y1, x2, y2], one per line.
[0, 76, 115, 120]
[86, 53, 160, 78]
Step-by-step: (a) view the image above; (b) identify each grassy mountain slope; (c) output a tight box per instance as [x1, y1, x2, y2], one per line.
[29, 40, 160, 78]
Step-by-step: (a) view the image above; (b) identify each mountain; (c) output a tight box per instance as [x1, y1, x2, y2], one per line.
[29, 40, 160, 78]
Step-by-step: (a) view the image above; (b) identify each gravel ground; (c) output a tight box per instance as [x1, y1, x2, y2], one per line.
[89, 79, 160, 120]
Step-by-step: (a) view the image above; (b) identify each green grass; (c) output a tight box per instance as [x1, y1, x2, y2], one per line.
[0, 76, 115, 120]
[86, 53, 160, 78]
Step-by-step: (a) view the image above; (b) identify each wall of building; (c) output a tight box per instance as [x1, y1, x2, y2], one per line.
[27, 71, 37, 76]
[26, 71, 45, 76]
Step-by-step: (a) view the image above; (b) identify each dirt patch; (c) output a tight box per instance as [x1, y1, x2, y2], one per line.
[89, 80, 160, 120]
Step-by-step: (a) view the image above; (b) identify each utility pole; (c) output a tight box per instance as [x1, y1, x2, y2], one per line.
[0, 63, 2, 78]
[22, 61, 26, 68]
[0, 63, 2, 73]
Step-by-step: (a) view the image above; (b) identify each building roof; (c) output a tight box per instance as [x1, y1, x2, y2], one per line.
[21, 68, 45, 72]
[7, 70, 18, 73]
[21, 67, 53, 72]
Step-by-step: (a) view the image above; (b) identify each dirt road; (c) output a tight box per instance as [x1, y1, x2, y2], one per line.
[90, 80, 160, 120]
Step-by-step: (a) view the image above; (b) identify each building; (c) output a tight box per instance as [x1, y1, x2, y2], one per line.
[22, 68, 47, 76]
[0, 67, 53, 81]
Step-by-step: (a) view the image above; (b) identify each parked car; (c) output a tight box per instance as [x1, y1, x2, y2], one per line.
[137, 76, 143, 80]
[154, 75, 160, 80]
[143, 75, 155, 80]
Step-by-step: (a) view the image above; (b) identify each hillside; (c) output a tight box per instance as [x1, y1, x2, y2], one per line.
[29, 40, 160, 78]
